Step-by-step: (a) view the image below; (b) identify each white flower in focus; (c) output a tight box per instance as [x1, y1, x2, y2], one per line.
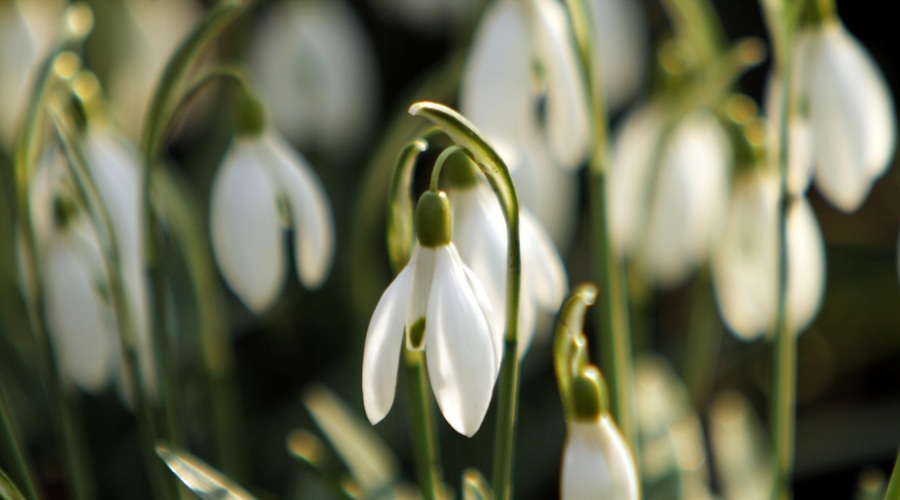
[210, 127, 335, 314]
[562, 416, 639, 500]
[713, 170, 826, 340]
[449, 181, 567, 357]
[800, 19, 896, 212]
[460, 0, 589, 247]
[362, 191, 500, 437]
[608, 104, 731, 287]
[250, 0, 378, 158]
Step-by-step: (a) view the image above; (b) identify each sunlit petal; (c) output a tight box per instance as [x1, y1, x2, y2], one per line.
[362, 258, 415, 425]
[786, 196, 825, 334]
[425, 246, 497, 436]
[407, 247, 435, 344]
[210, 139, 285, 313]
[521, 209, 567, 309]
[561, 418, 639, 500]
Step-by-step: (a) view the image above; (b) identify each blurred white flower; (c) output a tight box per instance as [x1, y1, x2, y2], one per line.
[713, 169, 826, 340]
[561, 415, 639, 500]
[608, 104, 731, 287]
[460, 0, 589, 247]
[449, 180, 567, 357]
[362, 191, 500, 437]
[794, 19, 896, 212]
[250, 0, 378, 158]
[210, 130, 335, 314]
[586, 0, 649, 111]
[0, 0, 64, 146]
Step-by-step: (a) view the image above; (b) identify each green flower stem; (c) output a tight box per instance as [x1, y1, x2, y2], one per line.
[153, 171, 244, 480]
[563, 0, 637, 451]
[404, 349, 443, 500]
[885, 447, 900, 500]
[0, 387, 41, 500]
[759, 1, 800, 498]
[428, 145, 464, 192]
[50, 108, 172, 500]
[660, 0, 726, 64]
[139, 0, 248, 454]
[408, 101, 521, 500]
[385, 139, 442, 498]
[13, 43, 95, 500]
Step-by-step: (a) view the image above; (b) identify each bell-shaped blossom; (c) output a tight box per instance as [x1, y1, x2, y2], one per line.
[608, 103, 731, 287]
[250, 0, 378, 158]
[586, 0, 649, 111]
[794, 19, 896, 212]
[713, 169, 826, 340]
[448, 181, 567, 357]
[362, 192, 500, 437]
[210, 130, 335, 314]
[561, 415, 639, 500]
[460, 0, 589, 247]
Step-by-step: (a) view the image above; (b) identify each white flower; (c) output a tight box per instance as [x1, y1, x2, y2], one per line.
[210, 131, 335, 314]
[713, 170, 826, 340]
[608, 103, 731, 287]
[249, 0, 378, 158]
[449, 181, 567, 357]
[586, 0, 649, 111]
[799, 19, 896, 212]
[362, 191, 500, 437]
[561, 415, 639, 500]
[460, 0, 589, 247]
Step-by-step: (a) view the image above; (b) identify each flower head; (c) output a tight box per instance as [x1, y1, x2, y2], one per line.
[210, 99, 335, 314]
[362, 191, 500, 436]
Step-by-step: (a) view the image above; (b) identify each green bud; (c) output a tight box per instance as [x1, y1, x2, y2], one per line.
[236, 92, 266, 136]
[415, 191, 451, 247]
[444, 150, 479, 188]
[572, 366, 609, 421]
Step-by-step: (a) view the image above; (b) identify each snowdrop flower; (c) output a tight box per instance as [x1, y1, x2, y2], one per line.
[585, 0, 649, 111]
[608, 103, 731, 287]
[362, 191, 500, 436]
[445, 155, 567, 357]
[250, 0, 378, 158]
[460, 0, 589, 247]
[713, 169, 826, 340]
[561, 370, 639, 500]
[793, 16, 896, 212]
[210, 97, 335, 314]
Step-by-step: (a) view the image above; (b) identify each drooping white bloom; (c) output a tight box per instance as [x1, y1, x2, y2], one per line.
[608, 103, 731, 287]
[449, 181, 567, 357]
[210, 131, 335, 314]
[561, 415, 639, 500]
[797, 19, 896, 212]
[713, 169, 826, 340]
[460, 0, 589, 247]
[585, 0, 648, 111]
[250, 0, 378, 158]
[362, 192, 500, 437]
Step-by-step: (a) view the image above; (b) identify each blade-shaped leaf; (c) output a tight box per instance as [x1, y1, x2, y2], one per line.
[156, 443, 255, 499]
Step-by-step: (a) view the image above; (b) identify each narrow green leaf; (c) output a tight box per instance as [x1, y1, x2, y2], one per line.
[0, 468, 25, 500]
[461, 469, 493, 500]
[156, 443, 255, 500]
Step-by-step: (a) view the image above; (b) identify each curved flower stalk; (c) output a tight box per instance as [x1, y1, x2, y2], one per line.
[209, 96, 335, 314]
[777, 11, 896, 212]
[460, 0, 589, 246]
[713, 168, 825, 340]
[608, 103, 731, 288]
[446, 155, 567, 357]
[554, 284, 639, 500]
[249, 0, 378, 158]
[363, 191, 500, 437]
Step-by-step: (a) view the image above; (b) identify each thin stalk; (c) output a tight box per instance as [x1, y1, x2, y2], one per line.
[760, 0, 798, 498]
[139, 0, 248, 453]
[407, 102, 522, 500]
[0, 387, 41, 500]
[404, 350, 443, 500]
[885, 447, 900, 500]
[563, 0, 637, 450]
[51, 110, 172, 500]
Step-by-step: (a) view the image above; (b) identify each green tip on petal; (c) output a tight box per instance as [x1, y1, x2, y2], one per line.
[416, 191, 452, 247]
[407, 317, 426, 350]
[236, 92, 266, 136]
[572, 366, 609, 421]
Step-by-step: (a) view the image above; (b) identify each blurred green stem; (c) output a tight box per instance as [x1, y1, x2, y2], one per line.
[404, 350, 443, 500]
[563, 0, 637, 450]
[885, 448, 900, 500]
[0, 387, 41, 500]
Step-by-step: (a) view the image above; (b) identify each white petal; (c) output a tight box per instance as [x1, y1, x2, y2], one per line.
[210, 139, 285, 313]
[786, 197, 825, 334]
[461, 259, 503, 373]
[425, 246, 498, 436]
[587, 0, 648, 111]
[763, 72, 814, 196]
[520, 208, 567, 309]
[362, 256, 415, 425]
[529, 0, 590, 170]
[561, 418, 639, 500]
[262, 134, 335, 289]
[44, 236, 115, 393]
[407, 246, 436, 347]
